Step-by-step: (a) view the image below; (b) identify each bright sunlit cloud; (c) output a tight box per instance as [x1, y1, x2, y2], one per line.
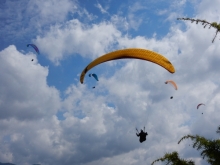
[0, 0, 220, 165]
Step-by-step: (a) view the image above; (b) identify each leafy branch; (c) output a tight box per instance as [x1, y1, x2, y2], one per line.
[177, 17, 220, 43]
[178, 134, 220, 165]
[151, 151, 194, 165]
[152, 125, 220, 165]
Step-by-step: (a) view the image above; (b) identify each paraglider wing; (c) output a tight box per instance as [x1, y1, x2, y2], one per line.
[197, 103, 205, 109]
[92, 74, 99, 81]
[80, 48, 175, 84]
[27, 44, 40, 54]
[165, 80, 177, 90]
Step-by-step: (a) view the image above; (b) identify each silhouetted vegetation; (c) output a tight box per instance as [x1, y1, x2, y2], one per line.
[0, 163, 15, 165]
[151, 151, 194, 165]
[177, 17, 220, 43]
[152, 125, 220, 165]
[0, 163, 41, 165]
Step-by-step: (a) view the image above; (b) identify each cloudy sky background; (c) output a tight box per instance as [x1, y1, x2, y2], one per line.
[0, 0, 220, 165]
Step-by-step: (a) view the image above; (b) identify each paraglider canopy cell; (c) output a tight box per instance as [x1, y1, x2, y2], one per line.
[197, 103, 205, 114]
[80, 48, 175, 84]
[165, 80, 177, 90]
[197, 103, 205, 109]
[89, 73, 99, 81]
[27, 44, 40, 54]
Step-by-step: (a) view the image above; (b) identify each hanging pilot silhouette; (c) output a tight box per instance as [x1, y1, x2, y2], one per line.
[136, 127, 148, 143]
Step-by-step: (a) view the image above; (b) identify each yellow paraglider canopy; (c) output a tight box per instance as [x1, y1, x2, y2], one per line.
[80, 48, 175, 84]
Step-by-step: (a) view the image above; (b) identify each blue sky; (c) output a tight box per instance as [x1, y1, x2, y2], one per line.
[0, 0, 220, 165]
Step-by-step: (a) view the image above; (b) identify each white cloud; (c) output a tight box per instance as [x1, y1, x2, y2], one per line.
[27, 0, 76, 27]
[0, 0, 77, 43]
[0, 45, 61, 120]
[126, 2, 147, 31]
[35, 19, 122, 65]
[1, 0, 220, 165]
[110, 15, 129, 32]
[95, 2, 109, 14]
[0, 45, 65, 164]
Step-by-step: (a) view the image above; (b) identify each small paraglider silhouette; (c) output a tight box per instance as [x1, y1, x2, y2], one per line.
[27, 44, 39, 62]
[136, 127, 148, 143]
[27, 44, 40, 54]
[89, 73, 99, 89]
[165, 80, 177, 90]
[165, 80, 177, 99]
[89, 73, 99, 81]
[197, 103, 205, 114]
[197, 103, 205, 109]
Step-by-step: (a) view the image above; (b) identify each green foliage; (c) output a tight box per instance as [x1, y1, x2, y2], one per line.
[178, 134, 220, 165]
[152, 125, 220, 165]
[151, 151, 195, 165]
[177, 17, 220, 43]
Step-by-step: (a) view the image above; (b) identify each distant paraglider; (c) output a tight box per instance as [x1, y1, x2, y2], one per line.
[165, 80, 177, 99]
[197, 103, 205, 109]
[89, 73, 99, 81]
[80, 48, 175, 84]
[89, 73, 99, 89]
[27, 44, 40, 54]
[165, 80, 177, 90]
[27, 44, 40, 62]
[197, 103, 205, 114]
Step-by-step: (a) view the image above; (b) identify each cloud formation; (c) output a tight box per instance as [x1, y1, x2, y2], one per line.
[0, 0, 220, 165]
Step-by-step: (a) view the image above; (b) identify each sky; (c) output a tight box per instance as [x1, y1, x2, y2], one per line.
[0, 0, 220, 165]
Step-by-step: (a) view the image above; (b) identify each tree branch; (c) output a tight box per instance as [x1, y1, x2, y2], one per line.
[177, 17, 220, 43]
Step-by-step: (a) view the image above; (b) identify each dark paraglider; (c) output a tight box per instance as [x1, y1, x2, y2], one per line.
[27, 44, 40, 54]
[136, 127, 148, 143]
[197, 103, 205, 109]
[27, 44, 39, 62]
[197, 103, 205, 114]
